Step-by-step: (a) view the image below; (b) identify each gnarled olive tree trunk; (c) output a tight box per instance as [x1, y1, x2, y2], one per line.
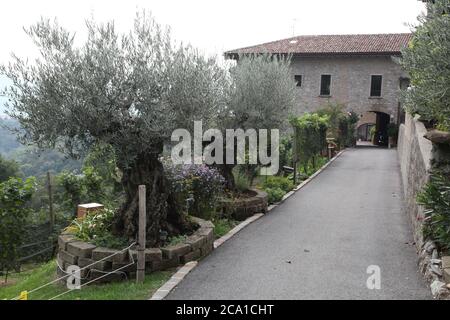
[113, 153, 192, 246]
[217, 164, 236, 191]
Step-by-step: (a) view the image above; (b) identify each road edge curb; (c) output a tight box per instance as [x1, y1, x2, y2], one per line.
[268, 149, 346, 209]
[148, 213, 264, 300]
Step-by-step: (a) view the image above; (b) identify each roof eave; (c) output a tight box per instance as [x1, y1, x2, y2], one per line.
[224, 51, 403, 60]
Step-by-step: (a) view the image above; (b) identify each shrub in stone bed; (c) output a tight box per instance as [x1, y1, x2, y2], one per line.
[265, 187, 286, 204]
[164, 163, 225, 219]
[66, 208, 128, 249]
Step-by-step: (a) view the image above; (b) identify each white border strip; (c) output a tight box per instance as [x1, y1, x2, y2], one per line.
[213, 213, 264, 249]
[274, 149, 346, 206]
[148, 214, 264, 300]
[149, 261, 198, 300]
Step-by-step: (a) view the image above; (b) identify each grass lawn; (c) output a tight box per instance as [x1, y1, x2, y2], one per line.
[0, 260, 173, 300]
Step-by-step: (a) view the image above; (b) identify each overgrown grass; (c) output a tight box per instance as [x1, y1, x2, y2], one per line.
[0, 260, 173, 300]
[213, 218, 238, 239]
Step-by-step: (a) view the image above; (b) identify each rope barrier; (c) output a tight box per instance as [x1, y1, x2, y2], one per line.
[10, 241, 136, 300]
[48, 261, 135, 300]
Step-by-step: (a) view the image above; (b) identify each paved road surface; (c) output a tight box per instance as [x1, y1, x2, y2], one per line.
[167, 148, 431, 300]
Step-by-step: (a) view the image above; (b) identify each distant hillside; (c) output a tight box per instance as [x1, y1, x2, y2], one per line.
[0, 118, 82, 177]
[0, 118, 21, 155]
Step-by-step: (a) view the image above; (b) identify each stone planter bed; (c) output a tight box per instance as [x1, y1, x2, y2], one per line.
[56, 217, 214, 284]
[218, 188, 268, 221]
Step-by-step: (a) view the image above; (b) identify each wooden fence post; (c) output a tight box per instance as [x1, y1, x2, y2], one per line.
[47, 171, 54, 231]
[136, 185, 146, 283]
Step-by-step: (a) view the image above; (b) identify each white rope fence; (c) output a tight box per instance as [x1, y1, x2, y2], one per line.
[10, 242, 136, 300]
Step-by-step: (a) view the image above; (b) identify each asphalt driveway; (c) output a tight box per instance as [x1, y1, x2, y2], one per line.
[166, 148, 430, 300]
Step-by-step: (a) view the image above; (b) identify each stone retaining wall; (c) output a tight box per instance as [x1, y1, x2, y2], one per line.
[218, 189, 268, 221]
[398, 113, 450, 299]
[56, 217, 214, 283]
[397, 113, 433, 246]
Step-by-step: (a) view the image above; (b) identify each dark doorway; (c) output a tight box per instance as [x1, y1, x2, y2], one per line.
[373, 112, 390, 146]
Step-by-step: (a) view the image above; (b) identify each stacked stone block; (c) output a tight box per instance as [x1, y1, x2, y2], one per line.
[56, 217, 214, 284]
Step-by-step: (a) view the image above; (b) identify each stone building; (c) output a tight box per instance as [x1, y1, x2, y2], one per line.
[225, 33, 412, 145]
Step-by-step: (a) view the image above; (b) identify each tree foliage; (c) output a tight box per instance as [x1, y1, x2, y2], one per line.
[317, 102, 358, 148]
[0, 12, 228, 244]
[401, 0, 450, 130]
[0, 154, 21, 182]
[226, 54, 295, 131]
[218, 54, 296, 189]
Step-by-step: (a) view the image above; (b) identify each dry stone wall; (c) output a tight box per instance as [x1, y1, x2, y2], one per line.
[56, 217, 214, 283]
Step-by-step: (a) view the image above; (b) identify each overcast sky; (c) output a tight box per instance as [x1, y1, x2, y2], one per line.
[0, 0, 426, 114]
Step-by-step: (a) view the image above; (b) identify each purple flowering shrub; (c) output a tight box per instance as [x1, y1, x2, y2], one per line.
[164, 163, 225, 219]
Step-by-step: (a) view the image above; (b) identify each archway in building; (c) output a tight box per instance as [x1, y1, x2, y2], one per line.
[356, 110, 391, 147]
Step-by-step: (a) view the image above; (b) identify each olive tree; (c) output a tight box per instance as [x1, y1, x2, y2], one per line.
[0, 13, 227, 245]
[218, 54, 296, 189]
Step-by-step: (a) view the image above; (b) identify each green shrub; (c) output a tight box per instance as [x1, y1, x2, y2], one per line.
[57, 165, 121, 217]
[317, 103, 357, 148]
[387, 123, 399, 138]
[279, 135, 293, 171]
[167, 235, 188, 246]
[0, 177, 36, 280]
[213, 218, 238, 238]
[417, 171, 450, 250]
[261, 176, 293, 193]
[265, 187, 286, 204]
[298, 156, 328, 176]
[0, 155, 21, 182]
[290, 112, 329, 173]
[67, 208, 128, 249]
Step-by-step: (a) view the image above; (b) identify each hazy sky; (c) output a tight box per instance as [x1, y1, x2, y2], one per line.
[0, 0, 426, 113]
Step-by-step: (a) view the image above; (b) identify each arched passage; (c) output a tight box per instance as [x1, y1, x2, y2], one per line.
[356, 110, 392, 147]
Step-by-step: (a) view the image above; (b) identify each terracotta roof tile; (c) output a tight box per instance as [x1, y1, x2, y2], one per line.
[225, 33, 413, 57]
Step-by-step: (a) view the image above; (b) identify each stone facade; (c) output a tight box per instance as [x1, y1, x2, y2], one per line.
[289, 55, 407, 123]
[56, 217, 214, 284]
